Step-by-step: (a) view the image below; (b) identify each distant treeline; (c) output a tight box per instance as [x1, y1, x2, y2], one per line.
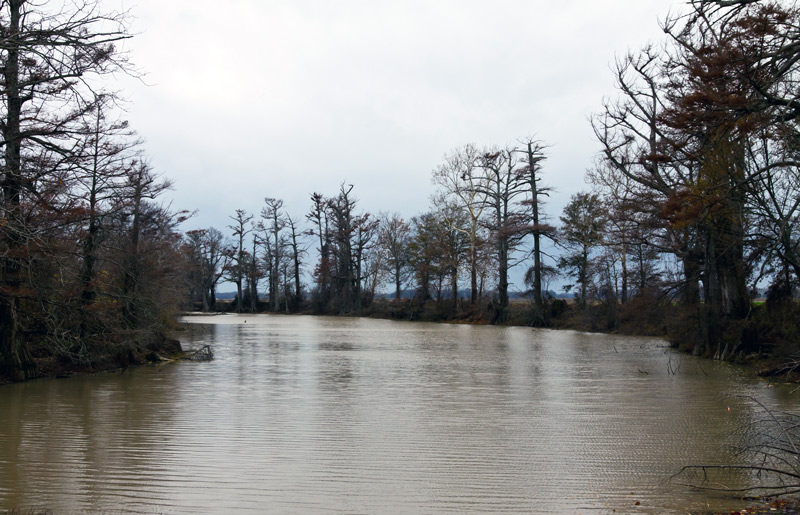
[213, 289, 576, 301]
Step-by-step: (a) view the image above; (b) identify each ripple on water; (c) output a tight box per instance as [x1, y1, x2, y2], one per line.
[0, 314, 793, 513]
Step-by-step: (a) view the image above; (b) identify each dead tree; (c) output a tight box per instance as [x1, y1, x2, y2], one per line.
[226, 209, 253, 313]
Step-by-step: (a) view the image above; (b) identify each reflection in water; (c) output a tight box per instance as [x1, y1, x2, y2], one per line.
[0, 314, 794, 513]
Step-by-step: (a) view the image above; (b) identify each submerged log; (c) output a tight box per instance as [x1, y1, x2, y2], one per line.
[186, 345, 214, 362]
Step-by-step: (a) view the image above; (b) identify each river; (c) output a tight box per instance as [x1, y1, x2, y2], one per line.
[0, 314, 796, 513]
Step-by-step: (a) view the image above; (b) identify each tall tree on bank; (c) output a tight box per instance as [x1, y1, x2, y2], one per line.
[117, 169, 186, 331]
[285, 214, 306, 309]
[558, 193, 607, 308]
[435, 199, 470, 313]
[515, 138, 553, 321]
[119, 161, 174, 327]
[378, 213, 411, 300]
[261, 198, 285, 311]
[587, 159, 662, 303]
[0, 0, 133, 379]
[185, 227, 228, 311]
[322, 184, 377, 314]
[307, 192, 331, 311]
[408, 211, 442, 302]
[432, 144, 487, 304]
[351, 211, 379, 311]
[70, 96, 141, 335]
[660, 1, 794, 357]
[246, 229, 261, 313]
[327, 184, 357, 313]
[590, 0, 800, 358]
[227, 209, 252, 313]
[475, 148, 528, 322]
[590, 47, 699, 305]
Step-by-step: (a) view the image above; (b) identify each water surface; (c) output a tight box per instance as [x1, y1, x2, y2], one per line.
[0, 314, 795, 513]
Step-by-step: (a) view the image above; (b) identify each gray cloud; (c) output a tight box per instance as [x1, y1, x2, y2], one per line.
[118, 0, 679, 236]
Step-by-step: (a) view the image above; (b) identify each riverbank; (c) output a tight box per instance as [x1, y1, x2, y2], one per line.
[0, 331, 184, 386]
[368, 296, 799, 371]
[8, 294, 797, 386]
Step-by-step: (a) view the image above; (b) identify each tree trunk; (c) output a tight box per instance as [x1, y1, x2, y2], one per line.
[202, 287, 210, 312]
[293, 246, 301, 304]
[532, 231, 543, 310]
[272, 227, 280, 311]
[0, 0, 33, 379]
[79, 208, 99, 335]
[528, 143, 543, 313]
[497, 238, 509, 319]
[470, 242, 478, 304]
[682, 254, 701, 306]
[620, 242, 628, 304]
[451, 269, 459, 314]
[579, 247, 589, 309]
[395, 263, 402, 300]
[79, 111, 102, 336]
[250, 237, 258, 313]
[121, 167, 144, 327]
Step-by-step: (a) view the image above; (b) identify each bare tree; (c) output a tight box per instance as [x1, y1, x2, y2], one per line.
[66, 95, 142, 334]
[378, 212, 412, 300]
[588, 158, 663, 303]
[514, 137, 553, 319]
[227, 209, 253, 313]
[408, 211, 442, 303]
[351, 212, 379, 311]
[306, 192, 331, 311]
[117, 161, 173, 327]
[0, 0, 134, 379]
[285, 214, 307, 309]
[590, 47, 700, 304]
[326, 184, 358, 314]
[474, 147, 529, 322]
[261, 198, 286, 311]
[431, 197, 469, 313]
[246, 227, 261, 313]
[185, 227, 229, 311]
[432, 144, 487, 304]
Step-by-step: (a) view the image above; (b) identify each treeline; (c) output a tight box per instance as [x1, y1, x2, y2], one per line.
[591, 0, 800, 359]
[0, 1, 186, 380]
[188, 0, 800, 362]
[185, 138, 551, 323]
[4, 0, 800, 382]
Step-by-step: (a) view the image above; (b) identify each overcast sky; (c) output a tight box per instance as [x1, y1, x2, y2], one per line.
[116, 0, 683, 221]
[115, 1, 681, 289]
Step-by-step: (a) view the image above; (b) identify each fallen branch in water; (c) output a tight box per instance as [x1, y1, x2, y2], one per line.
[186, 345, 214, 362]
[672, 396, 800, 499]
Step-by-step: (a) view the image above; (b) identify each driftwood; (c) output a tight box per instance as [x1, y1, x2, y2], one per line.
[186, 345, 214, 362]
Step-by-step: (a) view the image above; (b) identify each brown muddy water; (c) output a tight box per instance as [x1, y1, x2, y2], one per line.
[1, 314, 797, 513]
